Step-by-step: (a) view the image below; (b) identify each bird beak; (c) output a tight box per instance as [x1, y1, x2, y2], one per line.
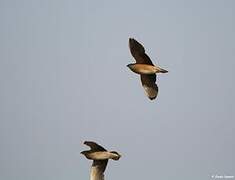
[155, 66, 168, 73]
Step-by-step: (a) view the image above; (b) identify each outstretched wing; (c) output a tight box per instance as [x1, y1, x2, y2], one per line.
[84, 141, 107, 151]
[140, 74, 158, 100]
[90, 160, 108, 180]
[129, 38, 154, 65]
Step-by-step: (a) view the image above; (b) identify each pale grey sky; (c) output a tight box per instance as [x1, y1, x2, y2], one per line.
[0, 0, 235, 180]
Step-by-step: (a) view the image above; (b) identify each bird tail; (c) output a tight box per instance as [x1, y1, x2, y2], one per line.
[155, 66, 168, 73]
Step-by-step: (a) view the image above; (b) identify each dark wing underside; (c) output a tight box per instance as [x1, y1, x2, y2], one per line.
[140, 74, 158, 100]
[90, 160, 108, 180]
[129, 38, 154, 65]
[84, 141, 107, 151]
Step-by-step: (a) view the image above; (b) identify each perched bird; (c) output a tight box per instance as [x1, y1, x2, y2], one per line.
[81, 141, 121, 180]
[127, 38, 168, 100]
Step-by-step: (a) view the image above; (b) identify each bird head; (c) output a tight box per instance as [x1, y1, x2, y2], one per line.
[127, 63, 134, 68]
[126, 63, 137, 73]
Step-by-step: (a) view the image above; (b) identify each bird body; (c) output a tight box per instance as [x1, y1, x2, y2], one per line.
[127, 63, 168, 75]
[127, 38, 168, 100]
[81, 151, 120, 161]
[81, 141, 121, 180]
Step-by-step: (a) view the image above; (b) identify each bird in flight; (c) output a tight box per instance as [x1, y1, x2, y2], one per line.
[127, 38, 168, 100]
[81, 141, 121, 180]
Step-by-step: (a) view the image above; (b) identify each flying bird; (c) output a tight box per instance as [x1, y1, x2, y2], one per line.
[127, 38, 168, 100]
[81, 141, 121, 180]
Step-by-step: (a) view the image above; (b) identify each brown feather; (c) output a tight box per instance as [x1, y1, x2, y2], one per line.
[140, 74, 158, 100]
[90, 160, 108, 180]
[84, 141, 107, 151]
[129, 38, 154, 65]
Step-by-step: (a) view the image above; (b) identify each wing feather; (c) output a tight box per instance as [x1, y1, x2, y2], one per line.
[84, 141, 107, 151]
[90, 160, 108, 180]
[140, 74, 158, 100]
[129, 38, 154, 65]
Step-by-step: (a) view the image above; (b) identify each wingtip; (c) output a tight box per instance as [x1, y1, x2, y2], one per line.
[129, 38, 136, 43]
[83, 141, 91, 146]
[149, 96, 156, 100]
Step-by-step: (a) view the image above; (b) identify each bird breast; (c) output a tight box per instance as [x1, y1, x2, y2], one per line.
[128, 64, 157, 75]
